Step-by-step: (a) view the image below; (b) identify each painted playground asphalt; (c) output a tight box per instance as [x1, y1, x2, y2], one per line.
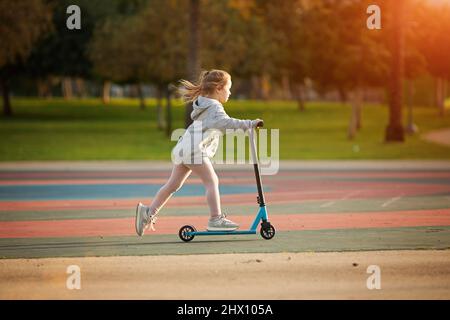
[0, 160, 450, 259]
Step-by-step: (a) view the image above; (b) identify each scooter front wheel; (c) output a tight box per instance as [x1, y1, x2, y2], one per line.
[179, 225, 196, 242]
[260, 224, 275, 240]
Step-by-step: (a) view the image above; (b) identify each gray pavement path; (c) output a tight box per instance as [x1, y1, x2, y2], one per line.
[1, 160, 450, 171]
[422, 128, 450, 147]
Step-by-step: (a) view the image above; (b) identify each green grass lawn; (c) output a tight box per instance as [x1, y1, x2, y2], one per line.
[0, 97, 449, 161]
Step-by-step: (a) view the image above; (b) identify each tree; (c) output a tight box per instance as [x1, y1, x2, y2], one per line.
[185, 0, 201, 128]
[90, 0, 188, 132]
[385, 0, 405, 142]
[403, 0, 427, 134]
[255, 0, 309, 109]
[304, 0, 389, 139]
[90, 17, 151, 109]
[414, 0, 450, 116]
[85, 0, 149, 104]
[137, 0, 188, 135]
[0, 0, 53, 116]
[335, 0, 389, 139]
[23, 0, 135, 100]
[200, 0, 274, 99]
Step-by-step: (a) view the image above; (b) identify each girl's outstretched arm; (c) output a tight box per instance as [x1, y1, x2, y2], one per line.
[210, 106, 259, 133]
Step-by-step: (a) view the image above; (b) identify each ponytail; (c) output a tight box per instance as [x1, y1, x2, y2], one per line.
[178, 69, 230, 103]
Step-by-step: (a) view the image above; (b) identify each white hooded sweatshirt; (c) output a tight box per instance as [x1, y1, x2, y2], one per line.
[171, 96, 257, 165]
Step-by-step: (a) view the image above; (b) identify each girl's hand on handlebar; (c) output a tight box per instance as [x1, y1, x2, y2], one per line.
[251, 119, 264, 128]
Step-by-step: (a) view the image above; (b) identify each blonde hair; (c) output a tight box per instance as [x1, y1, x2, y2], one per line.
[178, 69, 231, 103]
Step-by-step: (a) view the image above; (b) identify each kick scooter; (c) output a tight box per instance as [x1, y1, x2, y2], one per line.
[178, 122, 276, 242]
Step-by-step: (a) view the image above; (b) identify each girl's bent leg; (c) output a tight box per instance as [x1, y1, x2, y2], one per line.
[147, 163, 192, 216]
[185, 157, 221, 218]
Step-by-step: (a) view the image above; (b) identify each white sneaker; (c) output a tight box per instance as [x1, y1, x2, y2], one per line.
[135, 202, 157, 236]
[207, 213, 239, 231]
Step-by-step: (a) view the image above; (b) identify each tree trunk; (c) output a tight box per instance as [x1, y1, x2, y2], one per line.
[355, 87, 363, 131]
[445, 80, 449, 114]
[62, 77, 73, 100]
[185, 0, 201, 129]
[348, 90, 361, 140]
[406, 79, 418, 134]
[166, 87, 172, 137]
[75, 77, 86, 98]
[385, 0, 405, 142]
[297, 83, 305, 112]
[137, 83, 146, 110]
[348, 106, 356, 140]
[156, 86, 165, 130]
[250, 76, 257, 99]
[261, 74, 270, 100]
[445, 80, 448, 110]
[251, 75, 263, 100]
[102, 80, 111, 104]
[338, 87, 348, 104]
[37, 78, 51, 98]
[436, 77, 445, 116]
[445, 79, 448, 100]
[1, 76, 12, 117]
[282, 74, 292, 100]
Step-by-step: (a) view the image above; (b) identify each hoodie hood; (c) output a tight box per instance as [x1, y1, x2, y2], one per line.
[190, 96, 220, 120]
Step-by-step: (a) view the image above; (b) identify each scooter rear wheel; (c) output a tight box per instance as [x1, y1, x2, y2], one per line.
[260, 224, 275, 240]
[179, 225, 196, 242]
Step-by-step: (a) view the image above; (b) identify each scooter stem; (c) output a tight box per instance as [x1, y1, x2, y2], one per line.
[249, 127, 266, 207]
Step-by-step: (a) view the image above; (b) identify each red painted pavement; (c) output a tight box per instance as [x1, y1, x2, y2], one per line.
[1, 209, 449, 239]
